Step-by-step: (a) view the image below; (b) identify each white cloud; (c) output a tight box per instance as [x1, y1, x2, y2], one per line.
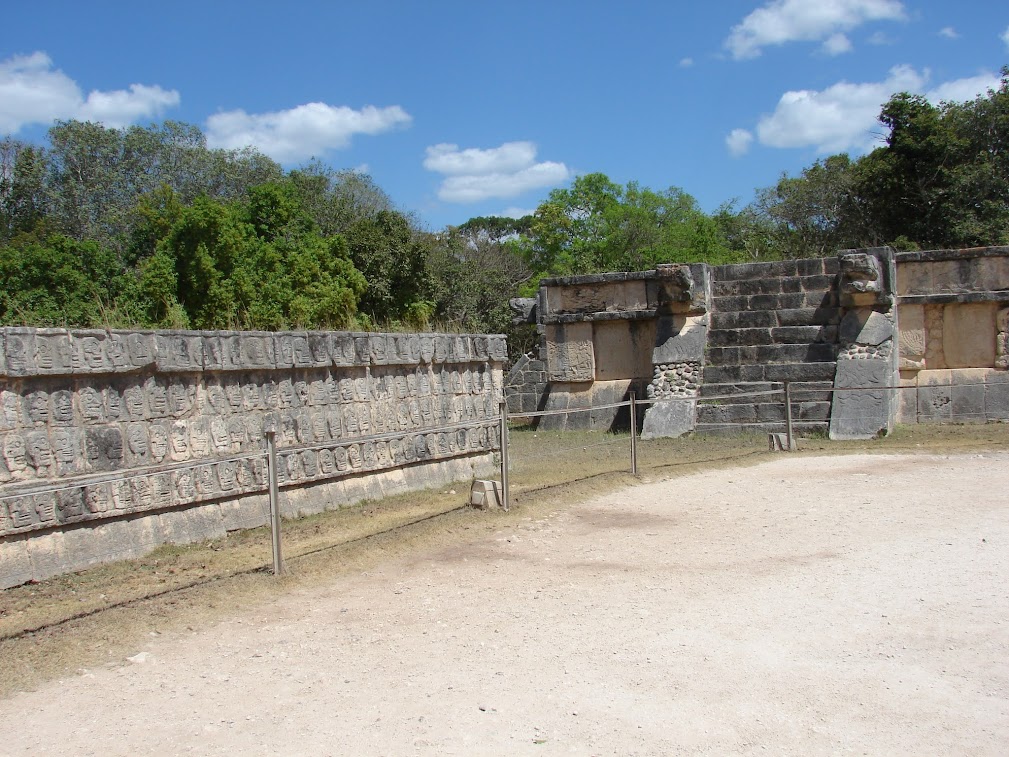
[0, 51, 178, 133]
[822, 32, 853, 55]
[77, 84, 181, 128]
[1002, 25, 1009, 50]
[725, 0, 906, 59]
[867, 30, 893, 45]
[205, 103, 411, 163]
[939, 26, 959, 39]
[498, 207, 536, 219]
[424, 141, 571, 203]
[755, 65, 926, 153]
[679, 57, 694, 68]
[751, 65, 1000, 154]
[927, 72, 1000, 103]
[424, 141, 537, 176]
[726, 128, 754, 157]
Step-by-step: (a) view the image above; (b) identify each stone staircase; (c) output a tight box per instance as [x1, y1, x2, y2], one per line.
[696, 258, 841, 435]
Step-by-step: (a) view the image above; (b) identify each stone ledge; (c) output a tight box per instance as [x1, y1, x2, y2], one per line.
[897, 291, 1009, 305]
[895, 246, 1009, 263]
[542, 310, 658, 324]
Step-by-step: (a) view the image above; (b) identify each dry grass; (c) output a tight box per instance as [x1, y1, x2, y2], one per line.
[2, 422, 1008, 697]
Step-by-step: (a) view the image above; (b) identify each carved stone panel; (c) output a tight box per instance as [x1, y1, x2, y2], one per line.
[546, 322, 595, 383]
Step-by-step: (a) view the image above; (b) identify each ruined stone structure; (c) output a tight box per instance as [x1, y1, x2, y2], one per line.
[507, 245, 1009, 438]
[0, 328, 506, 588]
[895, 247, 1009, 423]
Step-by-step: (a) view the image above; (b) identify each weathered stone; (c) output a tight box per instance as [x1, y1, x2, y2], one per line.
[840, 310, 893, 347]
[35, 330, 74, 375]
[546, 322, 595, 383]
[829, 358, 895, 439]
[916, 369, 953, 423]
[951, 368, 988, 423]
[641, 397, 695, 439]
[652, 315, 707, 364]
[898, 304, 926, 367]
[470, 479, 502, 509]
[839, 251, 883, 307]
[155, 332, 204, 371]
[984, 370, 1009, 420]
[942, 302, 996, 368]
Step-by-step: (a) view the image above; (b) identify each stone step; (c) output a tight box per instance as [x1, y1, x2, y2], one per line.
[696, 400, 832, 425]
[707, 325, 837, 348]
[694, 420, 828, 437]
[705, 343, 838, 367]
[710, 307, 842, 330]
[712, 274, 837, 298]
[702, 361, 838, 384]
[712, 290, 838, 313]
[713, 257, 840, 282]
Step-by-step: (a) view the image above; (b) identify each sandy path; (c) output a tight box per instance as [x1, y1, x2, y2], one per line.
[1, 452, 1007, 756]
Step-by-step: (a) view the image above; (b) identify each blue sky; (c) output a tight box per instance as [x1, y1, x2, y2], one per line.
[2, 1, 1007, 230]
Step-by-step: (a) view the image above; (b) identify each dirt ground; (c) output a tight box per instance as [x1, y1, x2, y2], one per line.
[0, 449, 1006, 756]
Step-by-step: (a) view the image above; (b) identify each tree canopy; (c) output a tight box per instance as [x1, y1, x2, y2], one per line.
[0, 69, 1006, 349]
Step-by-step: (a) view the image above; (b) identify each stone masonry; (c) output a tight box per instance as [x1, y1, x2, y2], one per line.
[506, 245, 1009, 439]
[0, 328, 507, 587]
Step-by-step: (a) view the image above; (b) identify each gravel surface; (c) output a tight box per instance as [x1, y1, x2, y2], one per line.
[1, 452, 1007, 756]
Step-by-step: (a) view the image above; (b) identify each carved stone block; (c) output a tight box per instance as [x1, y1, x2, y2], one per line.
[419, 336, 435, 364]
[173, 468, 197, 504]
[146, 377, 169, 417]
[85, 427, 124, 472]
[434, 336, 449, 363]
[78, 386, 105, 423]
[210, 416, 231, 453]
[148, 423, 170, 464]
[27, 431, 55, 477]
[4, 329, 37, 376]
[123, 384, 149, 421]
[244, 333, 277, 369]
[51, 428, 82, 475]
[155, 333, 204, 371]
[169, 421, 191, 462]
[332, 334, 356, 367]
[2, 433, 29, 480]
[546, 322, 595, 383]
[334, 446, 349, 471]
[25, 390, 50, 426]
[218, 461, 238, 491]
[35, 330, 74, 375]
[73, 332, 113, 373]
[84, 483, 113, 514]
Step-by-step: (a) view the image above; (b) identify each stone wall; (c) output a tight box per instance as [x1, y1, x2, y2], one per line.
[895, 247, 1009, 423]
[506, 245, 1009, 438]
[528, 272, 662, 431]
[0, 328, 507, 587]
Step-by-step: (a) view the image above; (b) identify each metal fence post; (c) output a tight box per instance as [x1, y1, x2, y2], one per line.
[266, 430, 285, 575]
[499, 402, 510, 511]
[783, 381, 795, 452]
[629, 392, 638, 475]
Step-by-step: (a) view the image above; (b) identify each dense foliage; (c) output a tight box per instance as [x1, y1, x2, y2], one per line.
[1, 68, 1006, 353]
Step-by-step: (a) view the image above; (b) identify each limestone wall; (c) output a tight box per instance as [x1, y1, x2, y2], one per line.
[0, 328, 506, 587]
[895, 248, 1009, 423]
[507, 245, 1009, 437]
[530, 272, 664, 431]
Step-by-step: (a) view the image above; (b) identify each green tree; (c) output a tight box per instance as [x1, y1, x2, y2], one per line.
[519, 173, 736, 279]
[345, 209, 432, 325]
[0, 233, 124, 326]
[156, 184, 366, 330]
